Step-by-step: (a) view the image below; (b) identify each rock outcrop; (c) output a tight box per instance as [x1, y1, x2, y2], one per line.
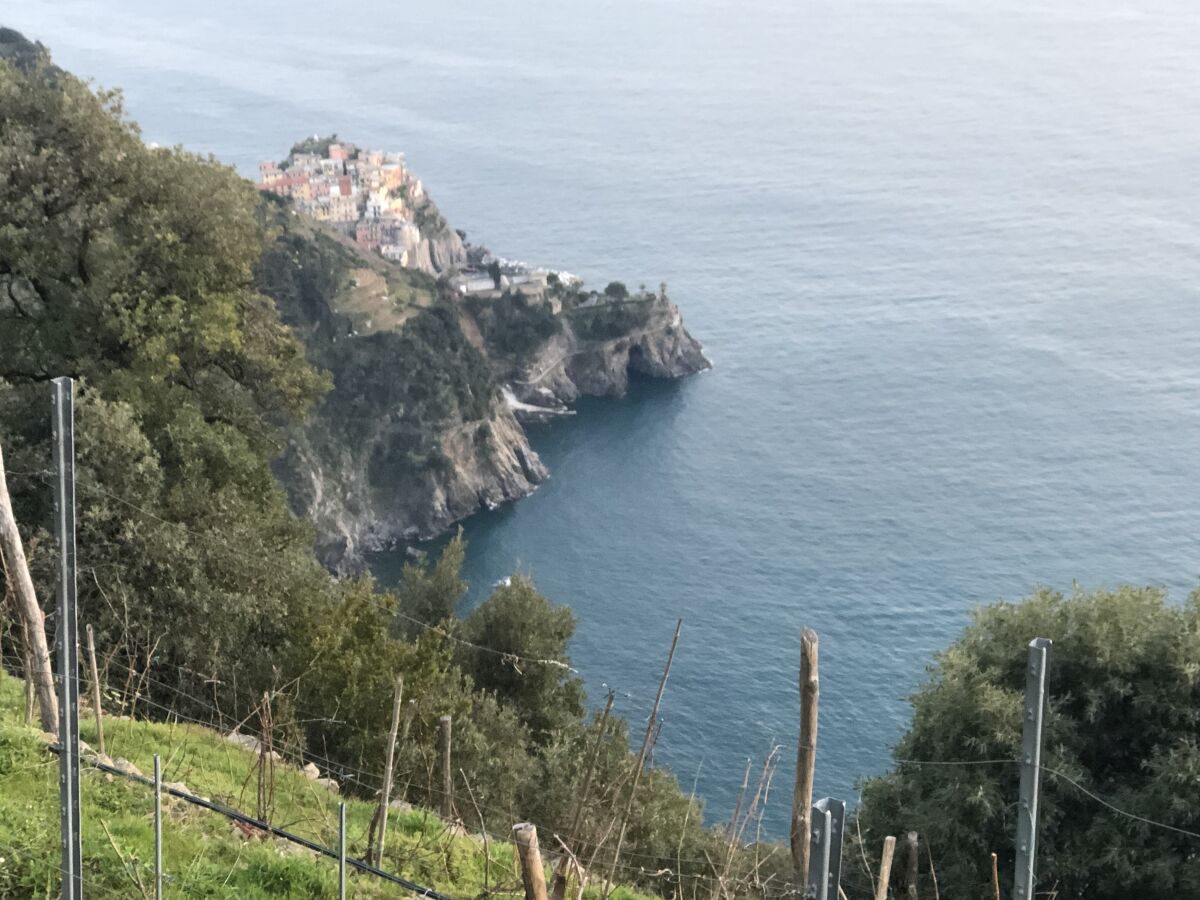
[508, 295, 708, 413]
[285, 398, 549, 566]
[387, 213, 466, 276]
[258, 176, 708, 571]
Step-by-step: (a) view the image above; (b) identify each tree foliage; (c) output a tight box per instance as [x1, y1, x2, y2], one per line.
[0, 49, 331, 712]
[568, 297, 653, 341]
[396, 532, 467, 637]
[464, 289, 561, 359]
[460, 576, 585, 743]
[854, 586, 1200, 900]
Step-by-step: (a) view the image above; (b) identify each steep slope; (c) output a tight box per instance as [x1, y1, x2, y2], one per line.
[0, 674, 651, 900]
[256, 199, 540, 566]
[257, 181, 709, 570]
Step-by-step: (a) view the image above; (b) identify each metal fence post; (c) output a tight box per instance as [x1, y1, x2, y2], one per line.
[807, 798, 845, 900]
[1013, 638, 1052, 900]
[825, 798, 846, 899]
[154, 754, 163, 899]
[339, 801, 347, 899]
[52, 376, 82, 900]
[808, 805, 832, 900]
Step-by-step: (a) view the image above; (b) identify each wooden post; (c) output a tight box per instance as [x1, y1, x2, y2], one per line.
[2, 551, 33, 726]
[86, 625, 105, 757]
[990, 852, 1001, 900]
[513, 823, 550, 900]
[257, 692, 275, 825]
[552, 693, 614, 900]
[396, 698, 418, 804]
[440, 714, 454, 819]
[373, 675, 403, 865]
[905, 831, 919, 900]
[0, 442, 58, 734]
[874, 836, 896, 900]
[604, 619, 682, 897]
[21, 617, 34, 725]
[791, 628, 819, 891]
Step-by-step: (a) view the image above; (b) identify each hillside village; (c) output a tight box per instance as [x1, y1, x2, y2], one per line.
[257, 137, 553, 297]
[257, 141, 422, 260]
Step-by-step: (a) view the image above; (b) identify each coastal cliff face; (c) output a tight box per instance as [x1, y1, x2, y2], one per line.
[506, 295, 710, 409]
[422, 226, 467, 274]
[256, 196, 708, 571]
[280, 395, 548, 565]
[391, 203, 466, 276]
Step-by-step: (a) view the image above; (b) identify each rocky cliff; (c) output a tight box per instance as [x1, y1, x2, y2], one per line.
[505, 295, 710, 412]
[393, 198, 467, 276]
[256, 195, 708, 571]
[280, 391, 548, 566]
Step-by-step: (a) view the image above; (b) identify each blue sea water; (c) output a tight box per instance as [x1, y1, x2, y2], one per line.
[12, 0, 1200, 835]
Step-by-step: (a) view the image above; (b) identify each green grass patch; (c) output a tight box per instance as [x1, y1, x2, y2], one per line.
[0, 674, 653, 899]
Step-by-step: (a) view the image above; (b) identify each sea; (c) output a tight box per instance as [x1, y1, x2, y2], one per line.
[11, 0, 1200, 836]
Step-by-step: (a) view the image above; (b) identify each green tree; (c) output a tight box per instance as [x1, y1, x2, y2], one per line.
[464, 289, 560, 358]
[289, 133, 338, 159]
[0, 46, 331, 721]
[604, 281, 628, 299]
[854, 585, 1200, 900]
[460, 576, 585, 744]
[395, 531, 468, 638]
[487, 259, 502, 289]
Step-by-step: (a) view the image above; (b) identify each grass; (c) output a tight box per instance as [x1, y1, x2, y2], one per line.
[271, 203, 437, 337]
[0, 674, 650, 900]
[338, 266, 425, 334]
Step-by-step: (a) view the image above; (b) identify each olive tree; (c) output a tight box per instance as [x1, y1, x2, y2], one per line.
[853, 585, 1200, 900]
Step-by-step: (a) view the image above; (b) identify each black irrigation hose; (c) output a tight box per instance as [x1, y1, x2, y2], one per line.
[47, 743, 454, 900]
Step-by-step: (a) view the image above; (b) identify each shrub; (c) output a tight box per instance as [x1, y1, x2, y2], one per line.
[853, 585, 1200, 900]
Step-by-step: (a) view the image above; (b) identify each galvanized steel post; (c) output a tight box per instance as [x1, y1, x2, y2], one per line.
[154, 754, 163, 899]
[807, 799, 845, 900]
[823, 798, 846, 899]
[1013, 638, 1052, 900]
[339, 801, 347, 899]
[52, 376, 82, 900]
[808, 805, 832, 900]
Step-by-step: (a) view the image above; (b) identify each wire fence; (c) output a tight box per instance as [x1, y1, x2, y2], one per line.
[0, 639, 750, 899]
[45, 743, 453, 899]
[6, 459, 1200, 900]
[0, 640, 706, 879]
[6, 622, 1200, 900]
